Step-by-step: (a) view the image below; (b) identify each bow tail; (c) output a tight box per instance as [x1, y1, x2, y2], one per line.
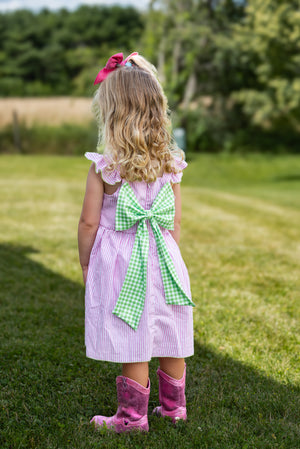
[113, 221, 149, 330]
[151, 221, 195, 307]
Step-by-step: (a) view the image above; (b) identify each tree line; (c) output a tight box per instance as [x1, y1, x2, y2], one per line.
[0, 5, 143, 96]
[1, 0, 299, 152]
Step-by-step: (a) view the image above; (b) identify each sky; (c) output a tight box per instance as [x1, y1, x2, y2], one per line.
[0, 0, 150, 12]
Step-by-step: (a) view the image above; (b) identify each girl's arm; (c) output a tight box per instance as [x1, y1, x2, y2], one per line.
[78, 164, 104, 284]
[171, 183, 182, 245]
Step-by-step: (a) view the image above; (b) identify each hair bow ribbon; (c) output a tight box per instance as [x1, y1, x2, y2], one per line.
[94, 52, 138, 85]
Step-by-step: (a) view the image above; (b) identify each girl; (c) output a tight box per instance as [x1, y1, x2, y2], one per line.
[78, 52, 195, 433]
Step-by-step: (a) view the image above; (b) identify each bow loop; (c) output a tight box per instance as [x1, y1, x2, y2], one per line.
[106, 53, 124, 70]
[94, 52, 139, 85]
[150, 185, 175, 230]
[124, 52, 139, 64]
[115, 183, 146, 231]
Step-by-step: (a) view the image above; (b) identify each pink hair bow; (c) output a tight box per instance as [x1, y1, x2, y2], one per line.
[94, 52, 138, 85]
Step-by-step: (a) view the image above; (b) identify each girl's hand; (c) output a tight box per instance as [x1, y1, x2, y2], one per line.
[82, 266, 88, 285]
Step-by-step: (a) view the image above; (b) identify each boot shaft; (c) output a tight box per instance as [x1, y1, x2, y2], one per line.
[116, 376, 150, 420]
[157, 366, 186, 412]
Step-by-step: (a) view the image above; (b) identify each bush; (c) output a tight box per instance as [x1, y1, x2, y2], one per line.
[176, 105, 300, 154]
[0, 123, 98, 155]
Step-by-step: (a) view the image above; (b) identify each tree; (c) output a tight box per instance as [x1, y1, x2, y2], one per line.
[0, 6, 144, 96]
[228, 0, 300, 133]
[144, 0, 300, 151]
[143, 0, 246, 150]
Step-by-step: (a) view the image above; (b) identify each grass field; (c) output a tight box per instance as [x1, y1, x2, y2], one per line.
[0, 153, 299, 449]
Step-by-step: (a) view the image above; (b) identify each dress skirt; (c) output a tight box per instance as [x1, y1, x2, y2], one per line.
[85, 224, 194, 363]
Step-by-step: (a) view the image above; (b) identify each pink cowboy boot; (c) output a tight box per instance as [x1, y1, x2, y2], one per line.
[90, 376, 150, 433]
[153, 364, 187, 423]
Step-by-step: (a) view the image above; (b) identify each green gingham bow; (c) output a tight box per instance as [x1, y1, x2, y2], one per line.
[113, 181, 195, 330]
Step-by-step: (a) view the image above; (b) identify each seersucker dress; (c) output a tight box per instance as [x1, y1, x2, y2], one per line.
[84, 152, 194, 363]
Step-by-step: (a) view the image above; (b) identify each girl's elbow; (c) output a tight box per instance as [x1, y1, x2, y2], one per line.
[78, 216, 99, 231]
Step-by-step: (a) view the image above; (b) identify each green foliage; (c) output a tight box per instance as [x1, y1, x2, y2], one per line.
[229, 0, 300, 133]
[144, 1, 249, 151]
[144, 1, 245, 104]
[0, 123, 98, 155]
[145, 0, 300, 152]
[0, 6, 144, 96]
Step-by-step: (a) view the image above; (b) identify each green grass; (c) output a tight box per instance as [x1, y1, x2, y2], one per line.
[0, 153, 299, 449]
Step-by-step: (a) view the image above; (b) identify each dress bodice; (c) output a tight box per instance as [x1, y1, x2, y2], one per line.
[85, 152, 187, 233]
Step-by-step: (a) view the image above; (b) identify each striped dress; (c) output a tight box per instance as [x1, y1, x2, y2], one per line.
[84, 152, 194, 363]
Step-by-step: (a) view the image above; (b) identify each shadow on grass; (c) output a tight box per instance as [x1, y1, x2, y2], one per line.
[272, 174, 300, 182]
[0, 243, 299, 449]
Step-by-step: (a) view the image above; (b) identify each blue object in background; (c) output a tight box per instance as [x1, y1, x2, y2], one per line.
[173, 128, 186, 152]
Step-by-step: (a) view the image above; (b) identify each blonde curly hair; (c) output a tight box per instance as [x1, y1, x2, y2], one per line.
[92, 54, 184, 183]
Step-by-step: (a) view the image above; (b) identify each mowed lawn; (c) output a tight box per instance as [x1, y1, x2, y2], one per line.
[0, 153, 299, 449]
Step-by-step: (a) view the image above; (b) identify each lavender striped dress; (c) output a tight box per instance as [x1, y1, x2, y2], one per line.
[84, 152, 194, 363]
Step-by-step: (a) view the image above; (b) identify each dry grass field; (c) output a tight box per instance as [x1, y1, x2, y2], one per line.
[0, 97, 93, 128]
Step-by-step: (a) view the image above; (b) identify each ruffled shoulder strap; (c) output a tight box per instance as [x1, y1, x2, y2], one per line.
[164, 156, 188, 184]
[85, 152, 122, 185]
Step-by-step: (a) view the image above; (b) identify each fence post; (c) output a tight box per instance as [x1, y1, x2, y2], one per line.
[12, 110, 22, 153]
